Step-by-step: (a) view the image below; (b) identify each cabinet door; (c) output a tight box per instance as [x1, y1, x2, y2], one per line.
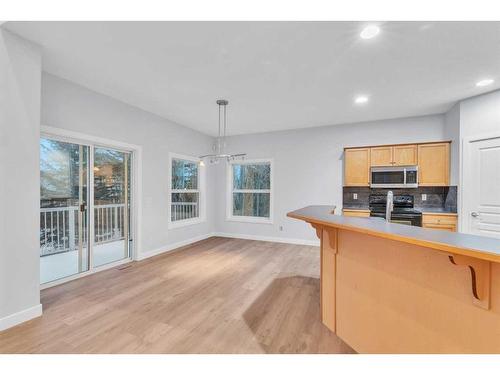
[422, 213, 457, 232]
[418, 143, 450, 186]
[370, 146, 393, 166]
[393, 144, 417, 166]
[343, 209, 370, 217]
[422, 223, 456, 232]
[344, 148, 370, 186]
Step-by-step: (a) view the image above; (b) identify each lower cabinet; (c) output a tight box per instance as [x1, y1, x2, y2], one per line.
[342, 210, 458, 231]
[422, 213, 458, 232]
[343, 209, 370, 218]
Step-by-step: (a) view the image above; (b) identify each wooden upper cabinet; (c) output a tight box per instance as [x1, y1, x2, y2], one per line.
[418, 142, 450, 186]
[393, 144, 417, 166]
[345, 141, 450, 187]
[370, 146, 393, 166]
[344, 148, 370, 186]
[370, 144, 418, 166]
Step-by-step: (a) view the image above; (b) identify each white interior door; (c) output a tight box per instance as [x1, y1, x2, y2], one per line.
[463, 136, 500, 238]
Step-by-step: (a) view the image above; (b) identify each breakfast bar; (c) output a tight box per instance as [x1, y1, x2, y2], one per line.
[287, 205, 500, 353]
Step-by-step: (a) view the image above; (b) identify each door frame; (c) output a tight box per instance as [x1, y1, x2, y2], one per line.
[460, 130, 500, 234]
[40, 125, 143, 289]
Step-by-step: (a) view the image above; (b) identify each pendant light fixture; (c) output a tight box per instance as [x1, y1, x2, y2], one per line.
[199, 99, 246, 164]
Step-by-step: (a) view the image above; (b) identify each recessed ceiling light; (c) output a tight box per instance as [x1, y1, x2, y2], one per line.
[354, 95, 369, 104]
[360, 25, 380, 40]
[476, 79, 494, 87]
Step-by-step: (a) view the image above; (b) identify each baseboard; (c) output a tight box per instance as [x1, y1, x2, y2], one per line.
[0, 304, 42, 332]
[137, 231, 319, 261]
[212, 232, 320, 246]
[136, 232, 215, 260]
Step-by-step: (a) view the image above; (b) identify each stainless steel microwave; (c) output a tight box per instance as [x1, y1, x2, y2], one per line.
[370, 166, 418, 188]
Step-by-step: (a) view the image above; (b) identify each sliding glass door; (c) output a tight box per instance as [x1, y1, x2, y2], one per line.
[40, 138, 90, 284]
[93, 147, 131, 267]
[40, 137, 133, 285]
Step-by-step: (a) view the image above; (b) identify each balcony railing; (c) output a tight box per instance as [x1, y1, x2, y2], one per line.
[171, 202, 198, 222]
[41, 202, 199, 256]
[40, 204, 127, 257]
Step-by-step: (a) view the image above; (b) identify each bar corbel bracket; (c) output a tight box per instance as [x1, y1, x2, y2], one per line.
[309, 223, 337, 251]
[448, 254, 491, 310]
[309, 222, 322, 240]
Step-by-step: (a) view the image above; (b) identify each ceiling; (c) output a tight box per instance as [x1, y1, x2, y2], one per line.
[4, 21, 500, 136]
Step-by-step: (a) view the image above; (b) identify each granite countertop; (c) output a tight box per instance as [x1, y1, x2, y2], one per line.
[342, 205, 457, 214]
[288, 205, 500, 263]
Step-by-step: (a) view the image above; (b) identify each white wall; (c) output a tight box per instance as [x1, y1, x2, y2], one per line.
[41, 73, 216, 257]
[0, 30, 42, 329]
[444, 103, 460, 186]
[457, 89, 500, 231]
[459, 89, 500, 139]
[213, 115, 447, 243]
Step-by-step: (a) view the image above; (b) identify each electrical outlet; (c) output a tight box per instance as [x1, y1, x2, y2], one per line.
[353, 193, 358, 200]
[422, 194, 427, 201]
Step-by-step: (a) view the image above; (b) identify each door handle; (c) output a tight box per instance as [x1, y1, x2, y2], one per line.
[471, 211, 479, 218]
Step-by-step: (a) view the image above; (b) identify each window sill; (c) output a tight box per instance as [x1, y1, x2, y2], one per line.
[168, 217, 206, 229]
[225, 216, 274, 225]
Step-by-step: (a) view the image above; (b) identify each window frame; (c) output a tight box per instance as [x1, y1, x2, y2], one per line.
[168, 152, 206, 229]
[226, 158, 274, 224]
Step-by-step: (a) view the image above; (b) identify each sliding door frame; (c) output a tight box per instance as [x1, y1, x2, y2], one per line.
[40, 125, 142, 290]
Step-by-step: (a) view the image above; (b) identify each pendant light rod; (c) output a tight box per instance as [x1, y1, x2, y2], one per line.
[199, 99, 246, 163]
[223, 101, 227, 140]
[218, 101, 221, 139]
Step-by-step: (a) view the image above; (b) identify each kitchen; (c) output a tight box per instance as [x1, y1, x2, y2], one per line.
[287, 136, 500, 353]
[342, 141, 458, 231]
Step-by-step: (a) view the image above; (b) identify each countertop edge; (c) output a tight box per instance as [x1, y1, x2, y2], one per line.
[287, 208, 500, 264]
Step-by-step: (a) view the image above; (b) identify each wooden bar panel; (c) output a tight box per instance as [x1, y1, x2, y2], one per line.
[321, 228, 337, 332]
[335, 229, 500, 353]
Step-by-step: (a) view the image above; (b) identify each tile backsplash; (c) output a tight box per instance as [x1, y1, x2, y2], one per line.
[343, 186, 457, 212]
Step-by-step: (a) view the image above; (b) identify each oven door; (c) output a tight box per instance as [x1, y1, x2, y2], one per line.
[390, 213, 422, 227]
[370, 211, 386, 219]
[370, 211, 422, 226]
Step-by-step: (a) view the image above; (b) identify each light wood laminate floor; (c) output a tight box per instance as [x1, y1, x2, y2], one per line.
[0, 237, 355, 354]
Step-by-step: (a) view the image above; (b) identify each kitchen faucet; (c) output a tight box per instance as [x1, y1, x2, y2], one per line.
[386, 190, 394, 222]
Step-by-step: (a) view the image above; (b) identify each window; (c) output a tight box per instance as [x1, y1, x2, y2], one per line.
[227, 159, 273, 223]
[169, 154, 204, 227]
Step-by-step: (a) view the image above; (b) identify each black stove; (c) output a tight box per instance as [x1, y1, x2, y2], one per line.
[369, 194, 422, 226]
